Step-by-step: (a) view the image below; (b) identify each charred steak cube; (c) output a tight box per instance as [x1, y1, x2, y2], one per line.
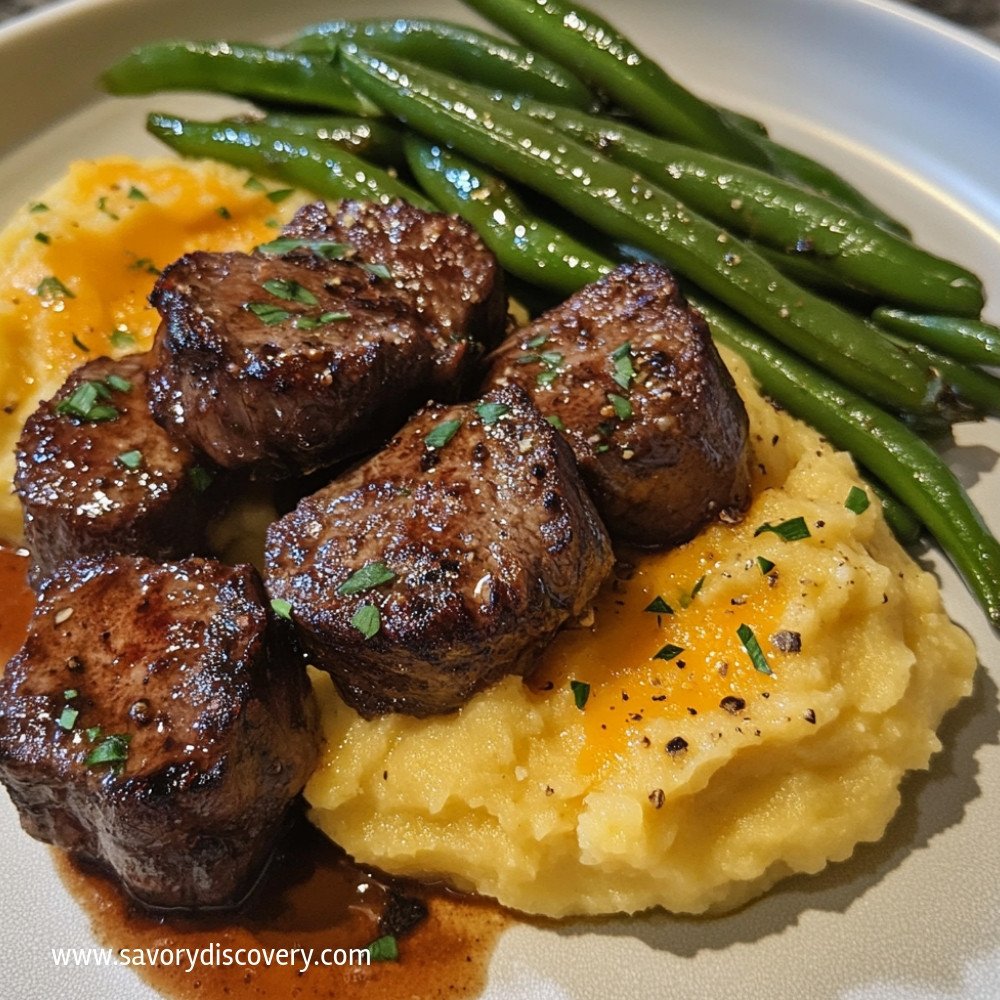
[15, 353, 220, 587]
[265, 385, 613, 718]
[149, 199, 507, 480]
[486, 263, 751, 547]
[282, 199, 508, 374]
[0, 556, 319, 911]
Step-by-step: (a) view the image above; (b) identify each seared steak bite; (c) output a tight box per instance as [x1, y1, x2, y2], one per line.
[485, 263, 751, 547]
[265, 385, 613, 718]
[282, 199, 508, 371]
[15, 353, 219, 586]
[148, 249, 438, 477]
[0, 556, 319, 911]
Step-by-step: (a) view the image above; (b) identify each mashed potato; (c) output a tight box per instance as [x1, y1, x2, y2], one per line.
[0, 158, 977, 919]
[0, 157, 309, 542]
[306, 355, 977, 917]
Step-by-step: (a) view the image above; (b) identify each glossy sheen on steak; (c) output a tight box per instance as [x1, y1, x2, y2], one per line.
[265, 385, 613, 718]
[486, 263, 751, 546]
[149, 199, 507, 479]
[0, 556, 319, 910]
[15, 353, 218, 586]
[282, 199, 508, 364]
[147, 250, 439, 478]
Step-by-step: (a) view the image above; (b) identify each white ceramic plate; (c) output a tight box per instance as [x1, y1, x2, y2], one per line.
[1, 0, 998, 997]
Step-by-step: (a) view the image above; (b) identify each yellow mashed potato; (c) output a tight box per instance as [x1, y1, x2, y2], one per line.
[0, 156, 310, 543]
[306, 355, 977, 918]
[0, 157, 977, 919]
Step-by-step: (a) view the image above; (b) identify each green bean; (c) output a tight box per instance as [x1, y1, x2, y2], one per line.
[511, 103, 982, 315]
[694, 293, 1000, 627]
[747, 135, 911, 238]
[463, 0, 768, 166]
[257, 113, 405, 166]
[465, 0, 910, 236]
[145, 113, 433, 210]
[339, 50, 946, 419]
[873, 308, 1000, 368]
[865, 480, 924, 546]
[291, 18, 594, 109]
[102, 40, 378, 116]
[888, 335, 1000, 418]
[403, 136, 614, 295]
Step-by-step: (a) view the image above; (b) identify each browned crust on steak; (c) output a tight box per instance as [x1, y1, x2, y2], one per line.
[265, 385, 613, 717]
[486, 262, 751, 546]
[0, 556, 319, 910]
[15, 353, 218, 586]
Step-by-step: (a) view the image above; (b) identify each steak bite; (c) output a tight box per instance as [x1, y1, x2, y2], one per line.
[265, 385, 613, 718]
[149, 199, 508, 479]
[15, 353, 219, 586]
[282, 199, 508, 370]
[148, 249, 438, 477]
[485, 262, 751, 547]
[0, 556, 319, 911]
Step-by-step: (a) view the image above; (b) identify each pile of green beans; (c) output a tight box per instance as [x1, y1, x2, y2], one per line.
[98, 5, 1000, 627]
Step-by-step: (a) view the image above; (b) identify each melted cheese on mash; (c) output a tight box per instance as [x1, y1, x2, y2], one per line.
[0, 157, 309, 542]
[305, 357, 977, 917]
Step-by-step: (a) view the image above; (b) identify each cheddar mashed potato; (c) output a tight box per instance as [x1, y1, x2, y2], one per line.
[0, 158, 977, 918]
[306, 356, 977, 917]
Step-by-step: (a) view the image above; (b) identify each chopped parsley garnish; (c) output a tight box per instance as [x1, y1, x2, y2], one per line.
[845, 486, 870, 514]
[105, 374, 132, 394]
[366, 935, 398, 963]
[570, 679, 591, 710]
[607, 392, 633, 420]
[424, 418, 462, 450]
[117, 450, 143, 470]
[84, 732, 132, 770]
[85, 726, 102, 741]
[756, 556, 775, 574]
[476, 402, 509, 425]
[127, 185, 148, 201]
[270, 598, 293, 621]
[57, 706, 79, 731]
[351, 603, 381, 640]
[678, 575, 706, 609]
[34, 231, 50, 244]
[36, 275, 74, 302]
[338, 561, 396, 596]
[362, 262, 393, 280]
[109, 327, 136, 349]
[64, 689, 78, 699]
[652, 643, 685, 661]
[266, 187, 295, 203]
[255, 237, 352, 260]
[29, 201, 49, 213]
[644, 596, 673, 615]
[247, 302, 293, 325]
[262, 278, 318, 305]
[130, 256, 161, 276]
[217, 206, 231, 219]
[244, 176, 267, 191]
[294, 310, 350, 329]
[537, 369, 559, 387]
[737, 623, 772, 675]
[188, 466, 214, 493]
[55, 382, 118, 423]
[546, 414, 566, 431]
[611, 342, 636, 390]
[753, 516, 811, 542]
[71, 334, 90, 353]
[524, 334, 548, 349]
[96, 196, 119, 220]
